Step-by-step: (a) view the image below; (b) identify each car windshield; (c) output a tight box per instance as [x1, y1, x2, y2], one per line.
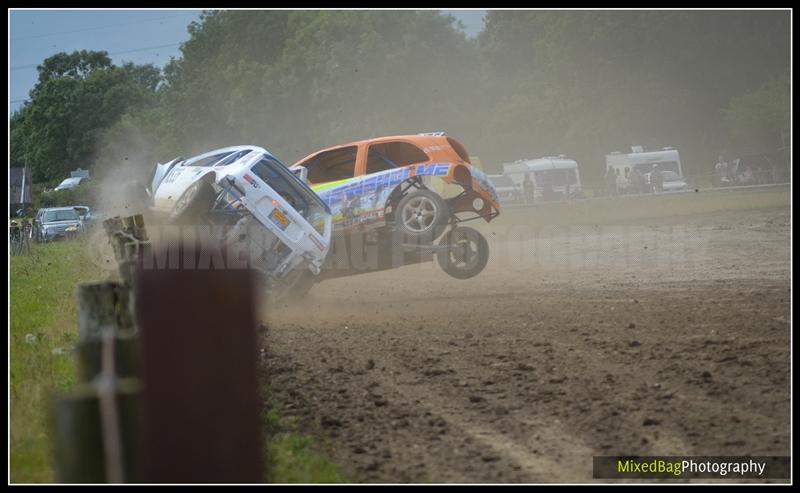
[534, 168, 578, 186]
[635, 161, 680, 175]
[43, 209, 79, 222]
[250, 155, 330, 230]
[662, 171, 681, 181]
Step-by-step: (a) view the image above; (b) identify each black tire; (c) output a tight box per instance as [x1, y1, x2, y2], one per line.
[266, 268, 318, 306]
[395, 188, 449, 243]
[169, 180, 216, 224]
[436, 226, 490, 280]
[287, 270, 317, 298]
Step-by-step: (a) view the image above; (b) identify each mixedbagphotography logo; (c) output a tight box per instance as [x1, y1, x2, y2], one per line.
[593, 456, 791, 480]
[87, 222, 710, 275]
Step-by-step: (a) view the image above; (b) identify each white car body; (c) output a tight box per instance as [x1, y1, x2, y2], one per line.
[149, 145, 332, 282]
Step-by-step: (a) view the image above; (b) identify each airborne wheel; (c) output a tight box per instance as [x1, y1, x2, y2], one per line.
[436, 226, 490, 280]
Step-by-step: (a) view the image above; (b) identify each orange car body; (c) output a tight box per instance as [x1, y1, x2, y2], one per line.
[293, 134, 500, 232]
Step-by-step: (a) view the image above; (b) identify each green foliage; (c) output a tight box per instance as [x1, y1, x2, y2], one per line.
[723, 76, 790, 154]
[35, 50, 113, 83]
[10, 11, 790, 190]
[37, 182, 97, 209]
[10, 50, 162, 182]
[474, 10, 791, 181]
[154, 10, 479, 160]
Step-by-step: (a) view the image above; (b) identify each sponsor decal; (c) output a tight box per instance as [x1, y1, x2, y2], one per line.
[310, 162, 456, 229]
[308, 232, 326, 252]
[243, 174, 259, 188]
[313, 162, 451, 208]
[163, 167, 182, 184]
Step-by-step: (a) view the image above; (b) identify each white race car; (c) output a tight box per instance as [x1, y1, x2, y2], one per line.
[148, 145, 332, 296]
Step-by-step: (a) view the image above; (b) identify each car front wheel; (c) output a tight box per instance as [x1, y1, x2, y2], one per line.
[436, 226, 490, 280]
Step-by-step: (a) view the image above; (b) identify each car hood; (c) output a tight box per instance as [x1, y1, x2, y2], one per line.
[43, 219, 82, 226]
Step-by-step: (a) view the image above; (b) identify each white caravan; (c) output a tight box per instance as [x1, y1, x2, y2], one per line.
[605, 146, 685, 193]
[502, 156, 582, 201]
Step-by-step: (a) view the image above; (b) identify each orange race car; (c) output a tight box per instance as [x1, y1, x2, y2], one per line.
[291, 132, 501, 285]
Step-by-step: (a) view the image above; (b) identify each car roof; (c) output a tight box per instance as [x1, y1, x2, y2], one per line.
[295, 134, 449, 164]
[182, 145, 279, 166]
[41, 207, 80, 211]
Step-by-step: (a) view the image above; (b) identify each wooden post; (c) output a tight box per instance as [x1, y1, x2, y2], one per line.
[134, 242, 264, 483]
[54, 215, 264, 483]
[103, 214, 151, 288]
[76, 282, 134, 342]
[52, 215, 151, 483]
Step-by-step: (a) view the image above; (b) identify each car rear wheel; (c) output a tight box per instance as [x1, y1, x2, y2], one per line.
[395, 189, 449, 243]
[285, 269, 317, 298]
[436, 226, 489, 280]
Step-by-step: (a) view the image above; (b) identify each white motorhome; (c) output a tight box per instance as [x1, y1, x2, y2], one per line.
[502, 156, 582, 201]
[605, 146, 684, 193]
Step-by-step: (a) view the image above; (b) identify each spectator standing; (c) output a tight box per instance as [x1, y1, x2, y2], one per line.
[650, 165, 664, 193]
[605, 166, 617, 196]
[714, 155, 728, 187]
[629, 168, 644, 194]
[522, 173, 535, 205]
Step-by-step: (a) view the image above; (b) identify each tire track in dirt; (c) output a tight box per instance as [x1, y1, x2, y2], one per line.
[358, 344, 596, 482]
[262, 206, 789, 483]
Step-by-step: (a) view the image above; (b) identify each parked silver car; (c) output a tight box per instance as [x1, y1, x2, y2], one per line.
[653, 170, 690, 192]
[33, 207, 85, 241]
[54, 176, 90, 191]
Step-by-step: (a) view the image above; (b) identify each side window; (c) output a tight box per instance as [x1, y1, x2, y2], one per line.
[304, 146, 358, 184]
[214, 150, 251, 167]
[184, 151, 235, 168]
[661, 161, 680, 174]
[366, 142, 429, 174]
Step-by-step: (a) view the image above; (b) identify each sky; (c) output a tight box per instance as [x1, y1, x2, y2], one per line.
[8, 9, 487, 116]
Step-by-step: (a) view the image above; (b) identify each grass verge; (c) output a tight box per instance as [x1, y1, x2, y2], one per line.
[10, 234, 345, 483]
[10, 237, 108, 483]
[264, 408, 347, 483]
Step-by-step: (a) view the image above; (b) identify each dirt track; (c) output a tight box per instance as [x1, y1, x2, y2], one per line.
[262, 197, 790, 483]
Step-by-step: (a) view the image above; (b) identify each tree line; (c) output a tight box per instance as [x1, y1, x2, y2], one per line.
[10, 10, 790, 188]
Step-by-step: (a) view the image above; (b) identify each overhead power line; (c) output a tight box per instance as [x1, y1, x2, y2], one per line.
[10, 13, 198, 41]
[11, 42, 182, 71]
